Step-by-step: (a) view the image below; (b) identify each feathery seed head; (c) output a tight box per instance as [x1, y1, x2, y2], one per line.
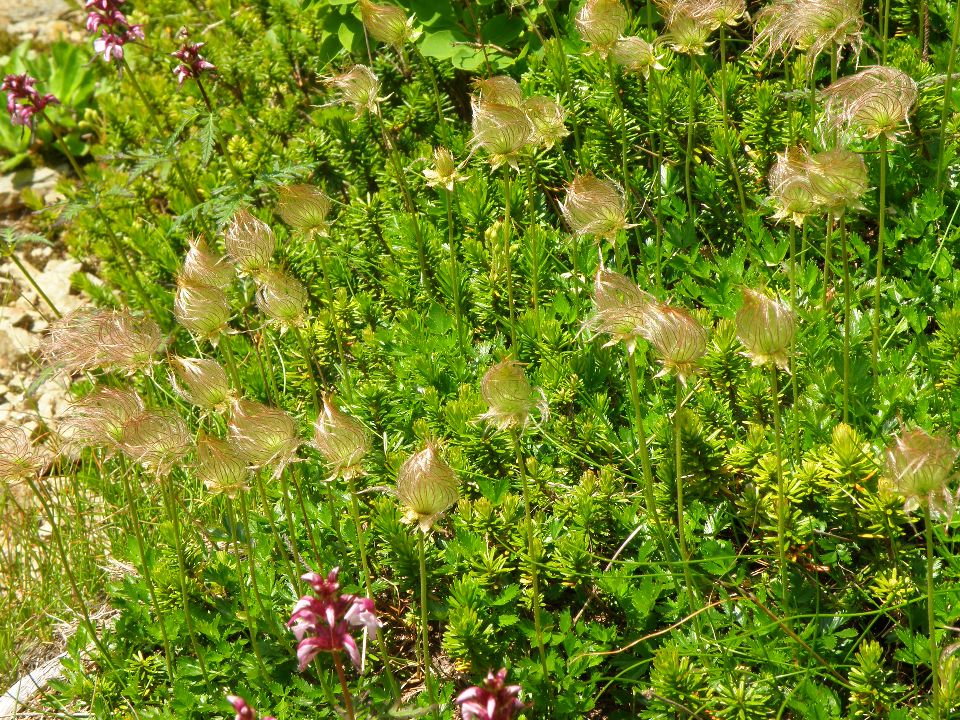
[886, 428, 958, 520]
[174, 281, 231, 339]
[643, 304, 707, 382]
[197, 434, 249, 497]
[358, 0, 420, 47]
[225, 209, 275, 277]
[277, 184, 334, 235]
[610, 36, 665, 77]
[588, 268, 656, 352]
[663, 10, 714, 54]
[470, 101, 533, 170]
[753, 0, 863, 64]
[735, 288, 796, 370]
[480, 359, 545, 431]
[169, 356, 232, 409]
[523, 96, 569, 149]
[804, 148, 868, 217]
[228, 399, 301, 472]
[768, 147, 819, 225]
[255, 268, 308, 328]
[424, 146, 465, 191]
[119, 409, 193, 475]
[313, 395, 369, 479]
[473, 75, 523, 108]
[561, 174, 630, 239]
[181, 237, 234, 289]
[576, 0, 629, 56]
[328, 65, 380, 116]
[59, 387, 145, 454]
[822, 65, 917, 140]
[0, 426, 44, 484]
[396, 443, 459, 532]
[41, 308, 164, 376]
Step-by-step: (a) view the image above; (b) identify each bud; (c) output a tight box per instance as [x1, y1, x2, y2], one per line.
[642, 304, 707, 383]
[228, 399, 301, 472]
[561, 174, 631, 239]
[225, 208, 275, 277]
[480, 360, 545, 431]
[41, 308, 164, 376]
[523, 96, 569, 150]
[313, 395, 369, 479]
[470, 101, 532, 170]
[182, 237, 234, 289]
[328, 65, 380, 116]
[170, 356, 232, 408]
[423, 146, 465, 191]
[119, 409, 193, 475]
[277, 184, 334, 235]
[663, 10, 714, 54]
[735, 288, 796, 370]
[610, 36, 665, 77]
[575, 0, 628, 56]
[804, 148, 868, 217]
[59, 387, 145, 454]
[174, 281, 232, 339]
[0, 426, 44, 484]
[396, 443, 459, 532]
[255, 268, 308, 328]
[587, 268, 656, 352]
[359, 0, 420, 47]
[768, 147, 818, 226]
[473, 75, 523, 108]
[752, 0, 863, 63]
[886, 428, 958, 520]
[821, 65, 917, 140]
[197, 434, 249, 497]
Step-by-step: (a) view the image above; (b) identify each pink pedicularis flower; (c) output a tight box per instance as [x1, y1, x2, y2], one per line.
[226, 694, 276, 720]
[2, 73, 58, 128]
[86, 0, 144, 62]
[455, 668, 526, 720]
[171, 42, 215, 87]
[287, 567, 380, 671]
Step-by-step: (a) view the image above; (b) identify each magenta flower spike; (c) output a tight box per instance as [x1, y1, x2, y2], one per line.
[226, 694, 276, 720]
[455, 668, 526, 720]
[2, 73, 59, 128]
[287, 567, 381, 671]
[85, 0, 143, 62]
[172, 42, 215, 87]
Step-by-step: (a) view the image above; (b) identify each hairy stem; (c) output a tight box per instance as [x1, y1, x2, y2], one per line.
[418, 531, 440, 718]
[872, 134, 888, 377]
[925, 508, 940, 720]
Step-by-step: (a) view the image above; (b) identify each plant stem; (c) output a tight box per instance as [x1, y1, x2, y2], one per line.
[685, 57, 698, 221]
[225, 496, 268, 675]
[219, 333, 243, 388]
[333, 653, 357, 720]
[823, 214, 834, 311]
[841, 215, 851, 423]
[513, 428, 549, 678]
[925, 507, 940, 720]
[443, 188, 468, 351]
[788, 221, 799, 458]
[872, 134, 888, 377]
[502, 171, 519, 350]
[718, 27, 747, 218]
[291, 324, 322, 413]
[9, 254, 61, 318]
[935, 3, 960, 190]
[770, 365, 788, 618]
[418, 531, 439, 718]
[674, 379, 698, 615]
[313, 232, 352, 394]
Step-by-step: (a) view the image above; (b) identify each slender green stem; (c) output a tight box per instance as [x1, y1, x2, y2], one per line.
[502, 172, 519, 350]
[444, 189, 467, 352]
[935, 3, 960, 190]
[418, 531, 440, 718]
[880, 0, 891, 64]
[278, 469, 304, 586]
[625, 349, 671, 560]
[685, 57, 698, 221]
[250, 469, 297, 587]
[925, 508, 940, 720]
[788, 222, 799, 459]
[872, 134, 888, 377]
[606, 58, 636, 278]
[225, 496, 268, 675]
[841, 215, 851, 423]
[770, 365, 788, 618]
[219, 333, 243, 388]
[238, 492, 273, 626]
[718, 27, 747, 218]
[823, 214, 834, 311]
[513, 428, 548, 678]
[333, 653, 357, 720]
[291, 324, 322, 413]
[314, 232, 352, 393]
[9, 254, 61, 318]
[674, 379, 697, 615]
[413, 46, 449, 144]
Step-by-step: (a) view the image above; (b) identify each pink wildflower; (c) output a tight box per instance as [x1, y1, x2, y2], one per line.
[85, 0, 143, 62]
[2, 73, 58, 128]
[171, 42, 215, 86]
[287, 567, 381, 671]
[226, 694, 276, 720]
[455, 668, 526, 720]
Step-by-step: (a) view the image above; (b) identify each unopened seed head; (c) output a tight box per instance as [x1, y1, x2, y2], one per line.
[768, 147, 818, 225]
[225, 208, 275, 277]
[119, 409, 193, 475]
[229, 399, 301, 471]
[59, 387, 145, 454]
[470, 101, 533, 169]
[396, 443, 459, 532]
[588, 269, 656, 352]
[561, 175, 629, 239]
[175, 281, 232, 339]
[663, 10, 714, 54]
[255, 268, 308, 328]
[480, 359, 543, 431]
[822, 65, 917, 140]
[473, 76, 523, 108]
[41, 308, 164, 376]
[182, 237, 235, 289]
[804, 148, 868, 217]
[735, 288, 796, 369]
[313, 395, 369, 478]
[886, 428, 958, 519]
[170, 356, 232, 409]
[424, 146, 465, 191]
[359, 0, 420, 47]
[610, 36, 664, 77]
[0, 426, 44, 484]
[523, 96, 568, 150]
[329, 65, 380, 116]
[576, 0, 629, 55]
[197, 433, 249, 497]
[277, 184, 334, 235]
[643, 304, 707, 382]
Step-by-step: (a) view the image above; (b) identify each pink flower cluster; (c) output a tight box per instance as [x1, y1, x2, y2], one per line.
[171, 42, 216, 87]
[2, 73, 58, 128]
[226, 695, 275, 720]
[287, 567, 380, 671]
[85, 0, 144, 62]
[456, 668, 526, 720]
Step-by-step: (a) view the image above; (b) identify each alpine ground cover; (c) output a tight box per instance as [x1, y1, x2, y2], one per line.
[2, 0, 960, 717]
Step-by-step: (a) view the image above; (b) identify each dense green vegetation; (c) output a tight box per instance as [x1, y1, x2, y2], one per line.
[3, 0, 960, 718]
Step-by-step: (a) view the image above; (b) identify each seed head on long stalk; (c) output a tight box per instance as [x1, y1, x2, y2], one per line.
[586, 268, 656, 353]
[768, 147, 819, 225]
[643, 303, 708, 383]
[396, 443, 459, 532]
[41, 308, 164, 376]
[576, 0, 629, 56]
[885, 428, 958, 521]
[752, 0, 863, 65]
[821, 66, 917, 141]
[735, 288, 796, 370]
